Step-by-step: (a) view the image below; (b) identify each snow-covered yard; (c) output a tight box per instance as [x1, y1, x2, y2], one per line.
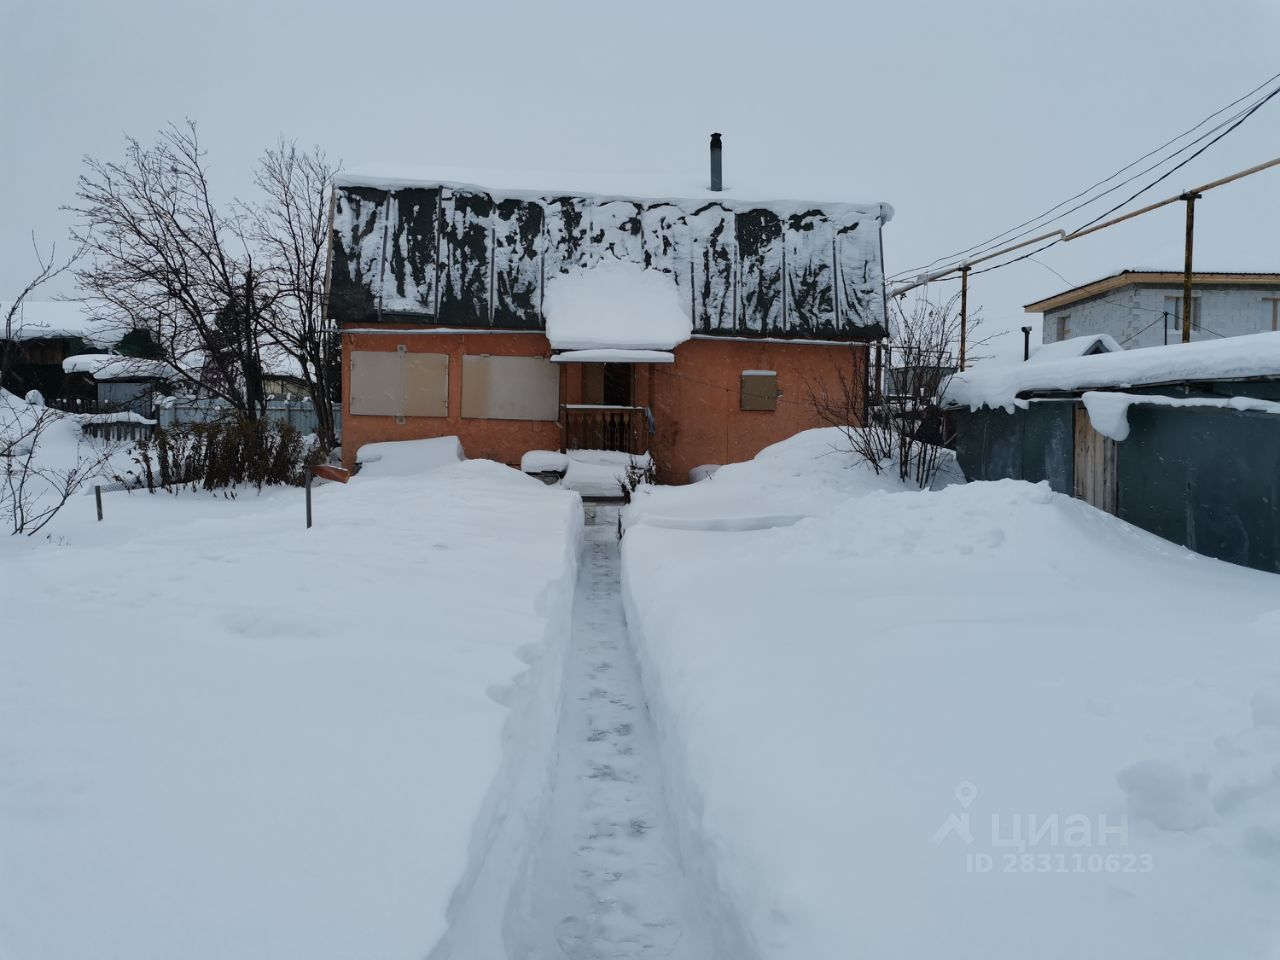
[622, 429, 1280, 959]
[4, 419, 1279, 959]
[0, 443, 581, 960]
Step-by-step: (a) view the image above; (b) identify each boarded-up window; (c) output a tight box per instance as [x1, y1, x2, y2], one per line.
[350, 349, 448, 417]
[461, 355, 560, 421]
[741, 370, 778, 411]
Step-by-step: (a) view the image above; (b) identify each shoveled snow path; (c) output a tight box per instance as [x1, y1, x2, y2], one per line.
[526, 505, 714, 959]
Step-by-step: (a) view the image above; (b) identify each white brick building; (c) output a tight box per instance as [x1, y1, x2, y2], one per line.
[1028, 271, 1280, 349]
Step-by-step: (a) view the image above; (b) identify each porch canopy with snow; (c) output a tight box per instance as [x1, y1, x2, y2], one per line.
[328, 163, 894, 481]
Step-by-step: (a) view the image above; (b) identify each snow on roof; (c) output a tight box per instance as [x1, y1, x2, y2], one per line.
[1, 301, 109, 346]
[544, 261, 692, 352]
[1081, 390, 1280, 442]
[62, 354, 178, 381]
[1029, 334, 1123, 363]
[551, 349, 675, 364]
[335, 164, 894, 220]
[943, 330, 1280, 411]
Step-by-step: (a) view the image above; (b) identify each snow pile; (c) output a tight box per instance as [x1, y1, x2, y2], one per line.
[621, 436, 1280, 958]
[1030, 333, 1122, 362]
[561, 449, 653, 498]
[0, 451, 582, 960]
[0, 389, 132, 513]
[944, 330, 1280, 411]
[626, 427, 926, 530]
[520, 450, 569, 474]
[1082, 389, 1280, 441]
[543, 260, 692, 351]
[355, 435, 465, 476]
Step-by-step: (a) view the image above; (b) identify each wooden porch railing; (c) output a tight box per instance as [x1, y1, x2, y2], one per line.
[563, 404, 648, 454]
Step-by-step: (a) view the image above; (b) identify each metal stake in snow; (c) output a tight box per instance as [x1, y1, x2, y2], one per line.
[305, 468, 313, 529]
[95, 485, 103, 522]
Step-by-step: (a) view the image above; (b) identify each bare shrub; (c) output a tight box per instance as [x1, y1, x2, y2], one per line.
[808, 291, 989, 489]
[2, 400, 119, 535]
[127, 416, 320, 493]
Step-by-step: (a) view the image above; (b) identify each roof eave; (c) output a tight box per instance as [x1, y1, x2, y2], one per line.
[1025, 271, 1280, 314]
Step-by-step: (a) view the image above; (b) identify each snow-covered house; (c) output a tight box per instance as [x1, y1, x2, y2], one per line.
[943, 332, 1280, 573]
[326, 141, 893, 481]
[1029, 271, 1280, 349]
[0, 301, 109, 402]
[61, 354, 178, 417]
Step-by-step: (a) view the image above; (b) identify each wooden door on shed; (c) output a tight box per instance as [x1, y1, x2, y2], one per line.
[1073, 406, 1118, 514]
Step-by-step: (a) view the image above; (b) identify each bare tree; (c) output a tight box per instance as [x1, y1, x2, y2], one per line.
[808, 290, 988, 488]
[67, 121, 271, 418]
[249, 141, 340, 449]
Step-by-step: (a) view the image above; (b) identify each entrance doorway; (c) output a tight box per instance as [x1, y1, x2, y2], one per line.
[581, 363, 633, 406]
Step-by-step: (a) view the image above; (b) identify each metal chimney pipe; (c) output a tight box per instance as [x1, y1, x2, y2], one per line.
[1021, 325, 1033, 361]
[709, 133, 723, 191]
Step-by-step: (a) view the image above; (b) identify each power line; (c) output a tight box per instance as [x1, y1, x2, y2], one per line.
[888, 69, 1280, 282]
[962, 84, 1280, 281]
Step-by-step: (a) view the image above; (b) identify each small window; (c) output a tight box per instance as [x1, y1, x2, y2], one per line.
[1055, 314, 1069, 340]
[741, 370, 778, 411]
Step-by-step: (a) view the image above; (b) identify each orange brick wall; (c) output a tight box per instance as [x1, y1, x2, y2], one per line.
[646, 338, 866, 483]
[341, 327, 866, 482]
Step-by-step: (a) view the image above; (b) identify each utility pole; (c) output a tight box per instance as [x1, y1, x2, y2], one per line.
[1180, 192, 1200, 344]
[959, 265, 971, 371]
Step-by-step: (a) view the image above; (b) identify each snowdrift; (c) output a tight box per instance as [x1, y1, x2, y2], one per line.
[621, 431, 1280, 959]
[0, 454, 581, 960]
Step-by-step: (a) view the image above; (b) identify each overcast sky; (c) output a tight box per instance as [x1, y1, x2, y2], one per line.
[4, 0, 1278, 357]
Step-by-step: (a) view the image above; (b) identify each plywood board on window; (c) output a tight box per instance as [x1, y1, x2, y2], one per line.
[402, 353, 449, 417]
[350, 351, 404, 416]
[461, 355, 560, 421]
[350, 350, 448, 418]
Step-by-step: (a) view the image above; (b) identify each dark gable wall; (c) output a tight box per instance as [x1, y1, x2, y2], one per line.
[330, 184, 888, 340]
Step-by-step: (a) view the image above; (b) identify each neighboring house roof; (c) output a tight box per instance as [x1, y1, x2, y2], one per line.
[942, 330, 1280, 411]
[544, 261, 691, 352]
[335, 165, 895, 218]
[1, 300, 109, 346]
[62, 354, 179, 381]
[1029, 334, 1123, 362]
[1024, 271, 1280, 314]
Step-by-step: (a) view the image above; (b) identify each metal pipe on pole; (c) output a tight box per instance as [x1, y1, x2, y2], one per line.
[1181, 192, 1200, 344]
[959, 265, 970, 371]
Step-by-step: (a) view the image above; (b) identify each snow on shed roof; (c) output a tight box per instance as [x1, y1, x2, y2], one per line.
[1028, 334, 1123, 363]
[62, 354, 179, 381]
[943, 330, 1280, 411]
[544, 261, 692, 352]
[1, 301, 109, 346]
[335, 164, 894, 220]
